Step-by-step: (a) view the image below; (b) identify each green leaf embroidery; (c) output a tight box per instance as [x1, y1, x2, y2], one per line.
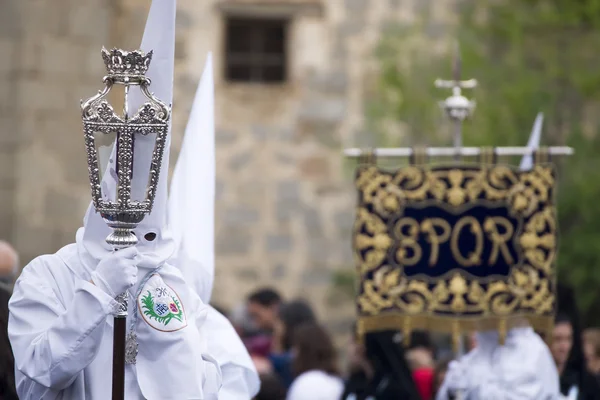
[141, 290, 184, 326]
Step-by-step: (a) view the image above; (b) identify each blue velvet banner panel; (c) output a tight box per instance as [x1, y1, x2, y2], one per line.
[354, 164, 557, 344]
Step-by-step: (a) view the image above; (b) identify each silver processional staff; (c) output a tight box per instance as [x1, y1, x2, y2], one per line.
[80, 47, 171, 400]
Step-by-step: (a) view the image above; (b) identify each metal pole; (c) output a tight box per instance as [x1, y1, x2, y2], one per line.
[453, 119, 462, 161]
[111, 130, 128, 400]
[112, 315, 127, 400]
[343, 146, 574, 158]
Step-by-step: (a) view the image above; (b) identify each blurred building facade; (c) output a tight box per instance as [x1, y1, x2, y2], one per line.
[0, 0, 457, 331]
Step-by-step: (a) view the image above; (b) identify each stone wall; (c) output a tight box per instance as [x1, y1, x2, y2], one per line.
[175, 0, 459, 333]
[0, 0, 20, 241]
[1, 0, 111, 261]
[0, 0, 458, 334]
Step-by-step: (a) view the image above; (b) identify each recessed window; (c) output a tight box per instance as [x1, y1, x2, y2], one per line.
[225, 17, 288, 83]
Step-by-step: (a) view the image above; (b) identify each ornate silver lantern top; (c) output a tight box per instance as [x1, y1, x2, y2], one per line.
[81, 48, 171, 248]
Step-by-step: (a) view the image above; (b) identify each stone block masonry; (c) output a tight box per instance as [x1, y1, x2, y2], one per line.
[0, 0, 125, 263]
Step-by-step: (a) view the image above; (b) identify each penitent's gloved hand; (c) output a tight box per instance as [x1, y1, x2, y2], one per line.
[90, 247, 139, 298]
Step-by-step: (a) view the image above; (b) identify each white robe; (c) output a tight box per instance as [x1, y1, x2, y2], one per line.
[436, 327, 560, 400]
[204, 307, 260, 399]
[8, 244, 221, 400]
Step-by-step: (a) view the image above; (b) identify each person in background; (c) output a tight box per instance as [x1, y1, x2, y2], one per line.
[286, 322, 343, 400]
[406, 331, 435, 400]
[247, 288, 283, 333]
[231, 302, 259, 337]
[431, 358, 451, 399]
[436, 320, 560, 399]
[553, 313, 579, 398]
[342, 327, 421, 400]
[230, 302, 272, 358]
[554, 283, 600, 400]
[342, 324, 374, 399]
[467, 332, 478, 351]
[583, 329, 600, 381]
[0, 241, 18, 400]
[269, 300, 317, 388]
[0, 241, 18, 289]
[254, 373, 287, 400]
[272, 301, 317, 354]
[253, 357, 274, 376]
[406, 333, 435, 373]
[552, 314, 600, 399]
[231, 301, 277, 382]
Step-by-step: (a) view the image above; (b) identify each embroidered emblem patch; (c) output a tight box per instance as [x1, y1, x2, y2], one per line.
[138, 274, 187, 332]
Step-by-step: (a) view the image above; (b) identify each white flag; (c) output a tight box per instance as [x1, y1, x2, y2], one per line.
[168, 54, 215, 303]
[519, 112, 544, 171]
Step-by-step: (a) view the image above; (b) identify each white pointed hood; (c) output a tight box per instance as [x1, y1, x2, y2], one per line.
[168, 54, 215, 303]
[519, 112, 544, 171]
[77, 0, 177, 272]
[168, 57, 261, 398]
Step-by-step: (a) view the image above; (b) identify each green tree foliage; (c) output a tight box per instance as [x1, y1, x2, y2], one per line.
[366, 1, 600, 325]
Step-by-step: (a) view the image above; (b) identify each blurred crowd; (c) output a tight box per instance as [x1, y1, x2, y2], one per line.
[222, 287, 440, 400]
[217, 286, 600, 400]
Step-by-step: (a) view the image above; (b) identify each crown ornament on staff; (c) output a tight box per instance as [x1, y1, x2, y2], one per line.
[81, 47, 171, 249]
[102, 48, 153, 83]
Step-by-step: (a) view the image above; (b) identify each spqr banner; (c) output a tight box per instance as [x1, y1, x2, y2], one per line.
[353, 163, 557, 344]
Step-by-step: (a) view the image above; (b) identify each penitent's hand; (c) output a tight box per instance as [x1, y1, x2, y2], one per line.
[90, 247, 139, 298]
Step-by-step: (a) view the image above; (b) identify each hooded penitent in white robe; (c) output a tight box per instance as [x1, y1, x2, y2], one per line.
[8, 1, 222, 399]
[436, 116, 556, 400]
[168, 54, 260, 399]
[436, 327, 560, 400]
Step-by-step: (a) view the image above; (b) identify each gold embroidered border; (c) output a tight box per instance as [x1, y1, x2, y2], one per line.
[354, 163, 557, 345]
